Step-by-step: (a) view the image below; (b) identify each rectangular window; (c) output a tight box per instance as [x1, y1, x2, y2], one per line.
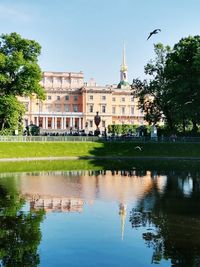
[48, 95, 52, 100]
[56, 104, 61, 112]
[131, 96, 134, 102]
[74, 95, 78, 101]
[102, 120, 106, 127]
[101, 95, 106, 101]
[89, 120, 93, 127]
[89, 95, 93, 100]
[112, 97, 116, 102]
[121, 97, 125, 102]
[57, 96, 60, 101]
[89, 105, 93, 113]
[46, 104, 52, 112]
[48, 118, 51, 128]
[112, 106, 116, 114]
[130, 106, 134, 115]
[65, 95, 69, 101]
[102, 105, 106, 113]
[64, 104, 70, 112]
[121, 106, 125, 115]
[73, 105, 78, 112]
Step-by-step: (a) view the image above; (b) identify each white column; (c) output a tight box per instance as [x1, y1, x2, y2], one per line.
[43, 117, 45, 129]
[52, 117, 55, 129]
[36, 117, 39, 126]
[70, 117, 73, 127]
[63, 117, 66, 129]
[61, 117, 64, 130]
[78, 118, 81, 129]
[45, 117, 48, 129]
[55, 117, 57, 129]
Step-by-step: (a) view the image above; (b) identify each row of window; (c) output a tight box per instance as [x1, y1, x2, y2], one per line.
[31, 104, 80, 112]
[47, 95, 78, 101]
[88, 95, 134, 102]
[47, 104, 79, 112]
[89, 105, 136, 115]
[47, 95, 134, 102]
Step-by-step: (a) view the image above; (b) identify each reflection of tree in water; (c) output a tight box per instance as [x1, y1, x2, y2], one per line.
[130, 171, 200, 267]
[0, 177, 44, 267]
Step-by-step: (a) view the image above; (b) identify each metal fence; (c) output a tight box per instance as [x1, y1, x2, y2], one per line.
[0, 135, 100, 142]
[1, 135, 200, 143]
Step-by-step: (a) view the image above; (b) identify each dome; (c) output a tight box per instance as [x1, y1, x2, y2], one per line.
[117, 80, 130, 88]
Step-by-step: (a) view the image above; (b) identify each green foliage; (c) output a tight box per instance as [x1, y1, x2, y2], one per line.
[132, 36, 200, 134]
[0, 32, 45, 134]
[0, 95, 25, 132]
[0, 32, 44, 98]
[26, 123, 40, 136]
[165, 35, 200, 133]
[107, 124, 138, 135]
[132, 43, 173, 128]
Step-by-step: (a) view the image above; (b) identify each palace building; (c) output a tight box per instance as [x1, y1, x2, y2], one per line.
[21, 46, 145, 134]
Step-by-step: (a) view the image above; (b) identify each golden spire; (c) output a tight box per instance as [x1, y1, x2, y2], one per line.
[121, 43, 128, 72]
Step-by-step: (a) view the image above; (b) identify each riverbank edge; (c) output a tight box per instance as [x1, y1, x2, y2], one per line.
[1, 156, 200, 162]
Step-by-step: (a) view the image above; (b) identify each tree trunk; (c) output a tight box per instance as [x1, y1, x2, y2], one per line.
[182, 119, 186, 134]
[192, 119, 198, 134]
[165, 111, 175, 132]
[1, 118, 5, 131]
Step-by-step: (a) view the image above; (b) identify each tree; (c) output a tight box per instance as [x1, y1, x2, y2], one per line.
[165, 36, 200, 133]
[132, 43, 178, 131]
[0, 32, 45, 133]
[132, 36, 200, 134]
[0, 95, 25, 133]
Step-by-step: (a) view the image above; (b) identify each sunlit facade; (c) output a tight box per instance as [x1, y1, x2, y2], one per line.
[21, 48, 146, 134]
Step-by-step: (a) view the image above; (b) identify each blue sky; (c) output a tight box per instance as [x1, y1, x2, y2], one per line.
[0, 0, 200, 85]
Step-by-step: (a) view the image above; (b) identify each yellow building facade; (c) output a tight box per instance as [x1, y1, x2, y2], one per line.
[21, 48, 145, 134]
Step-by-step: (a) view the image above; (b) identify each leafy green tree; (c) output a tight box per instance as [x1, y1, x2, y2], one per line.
[108, 124, 138, 136]
[25, 123, 40, 136]
[132, 43, 176, 130]
[133, 36, 200, 134]
[0, 95, 25, 133]
[0, 32, 45, 133]
[165, 36, 200, 133]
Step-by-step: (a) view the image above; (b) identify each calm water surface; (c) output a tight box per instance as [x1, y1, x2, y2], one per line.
[0, 169, 200, 267]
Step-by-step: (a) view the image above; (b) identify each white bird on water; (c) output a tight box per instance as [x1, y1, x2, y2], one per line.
[135, 146, 142, 151]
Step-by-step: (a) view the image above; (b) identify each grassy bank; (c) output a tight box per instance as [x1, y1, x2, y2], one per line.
[1, 141, 200, 158]
[0, 159, 200, 174]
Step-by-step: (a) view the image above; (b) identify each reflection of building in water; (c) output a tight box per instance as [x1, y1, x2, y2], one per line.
[29, 196, 83, 213]
[17, 170, 166, 201]
[119, 203, 127, 240]
[16, 170, 167, 216]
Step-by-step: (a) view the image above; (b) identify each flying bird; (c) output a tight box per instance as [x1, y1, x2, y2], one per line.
[147, 29, 161, 40]
[184, 100, 193, 105]
[135, 146, 142, 151]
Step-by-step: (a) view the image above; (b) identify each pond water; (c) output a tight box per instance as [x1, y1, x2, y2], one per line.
[0, 169, 200, 267]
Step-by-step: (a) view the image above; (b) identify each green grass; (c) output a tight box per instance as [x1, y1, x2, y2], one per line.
[0, 159, 200, 174]
[1, 141, 200, 158]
